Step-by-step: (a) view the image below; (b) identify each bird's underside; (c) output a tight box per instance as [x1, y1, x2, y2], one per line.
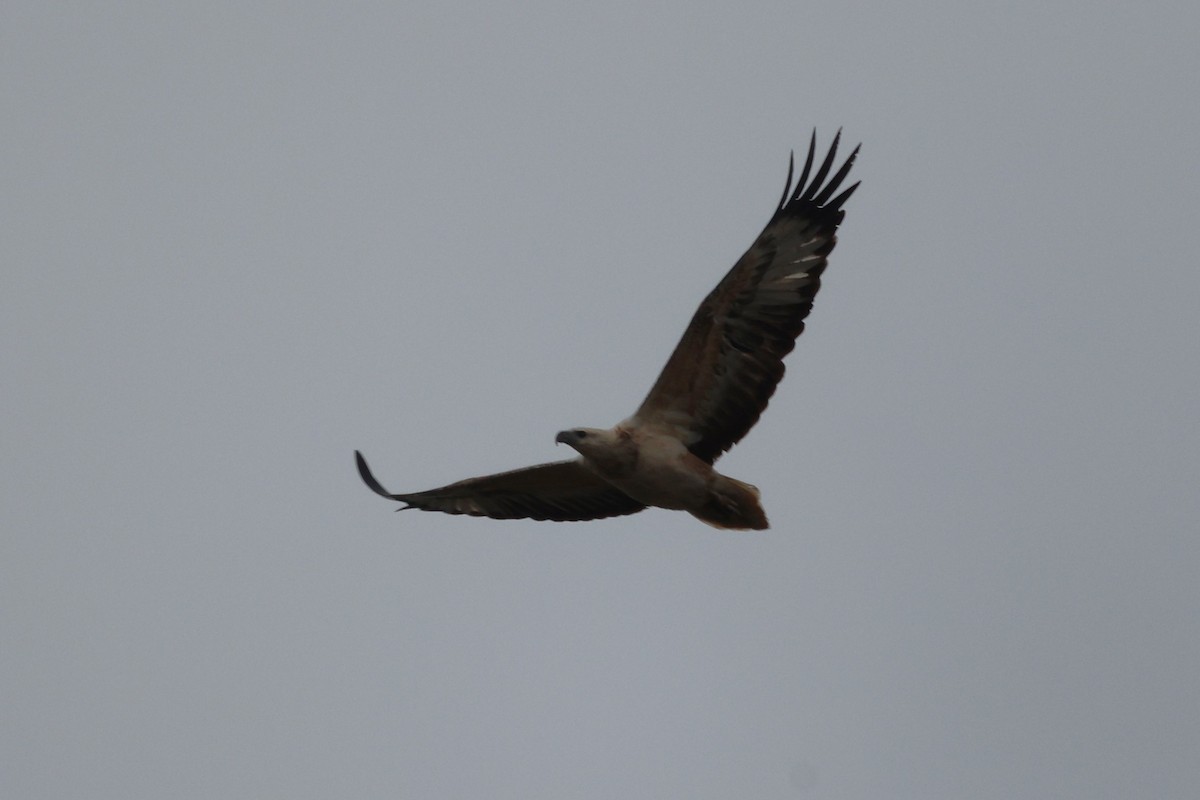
[356, 130, 859, 530]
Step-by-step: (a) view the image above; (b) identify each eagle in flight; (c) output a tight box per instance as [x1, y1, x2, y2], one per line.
[356, 131, 859, 529]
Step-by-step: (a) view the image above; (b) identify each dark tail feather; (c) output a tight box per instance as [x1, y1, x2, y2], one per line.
[690, 476, 769, 531]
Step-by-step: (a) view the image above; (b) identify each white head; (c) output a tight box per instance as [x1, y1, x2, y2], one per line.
[555, 427, 636, 476]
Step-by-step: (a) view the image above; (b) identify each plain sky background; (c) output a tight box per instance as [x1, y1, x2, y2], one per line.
[4, 2, 1198, 798]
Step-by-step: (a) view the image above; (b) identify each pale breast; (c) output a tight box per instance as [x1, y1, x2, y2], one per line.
[610, 433, 712, 511]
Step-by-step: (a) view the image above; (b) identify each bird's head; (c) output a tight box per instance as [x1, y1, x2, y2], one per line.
[555, 427, 607, 452]
[555, 427, 637, 476]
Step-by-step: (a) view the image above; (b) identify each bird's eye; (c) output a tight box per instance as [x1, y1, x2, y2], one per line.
[575, 430, 588, 438]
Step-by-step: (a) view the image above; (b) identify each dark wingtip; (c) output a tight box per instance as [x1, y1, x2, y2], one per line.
[812, 142, 861, 207]
[776, 150, 796, 213]
[356, 450, 401, 500]
[775, 130, 861, 215]
[801, 130, 842, 202]
[828, 178, 861, 210]
[791, 130, 818, 204]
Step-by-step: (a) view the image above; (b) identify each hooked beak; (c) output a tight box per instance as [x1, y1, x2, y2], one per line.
[555, 430, 577, 446]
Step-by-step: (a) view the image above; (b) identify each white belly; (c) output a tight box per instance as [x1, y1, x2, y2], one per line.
[609, 436, 711, 510]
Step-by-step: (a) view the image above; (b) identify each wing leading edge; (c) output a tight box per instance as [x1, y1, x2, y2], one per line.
[355, 451, 646, 522]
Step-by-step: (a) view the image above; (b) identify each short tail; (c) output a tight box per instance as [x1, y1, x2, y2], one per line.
[690, 475, 769, 531]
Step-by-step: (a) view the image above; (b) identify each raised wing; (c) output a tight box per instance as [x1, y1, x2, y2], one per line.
[632, 131, 859, 463]
[355, 451, 646, 522]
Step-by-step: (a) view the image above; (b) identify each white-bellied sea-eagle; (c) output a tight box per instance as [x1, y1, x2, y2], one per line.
[356, 131, 859, 529]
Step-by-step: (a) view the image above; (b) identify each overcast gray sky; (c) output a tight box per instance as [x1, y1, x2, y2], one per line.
[4, 2, 1198, 798]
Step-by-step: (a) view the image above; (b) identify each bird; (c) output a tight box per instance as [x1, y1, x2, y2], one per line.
[356, 131, 859, 530]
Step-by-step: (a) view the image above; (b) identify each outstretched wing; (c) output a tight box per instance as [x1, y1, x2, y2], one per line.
[355, 451, 646, 522]
[631, 131, 859, 463]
